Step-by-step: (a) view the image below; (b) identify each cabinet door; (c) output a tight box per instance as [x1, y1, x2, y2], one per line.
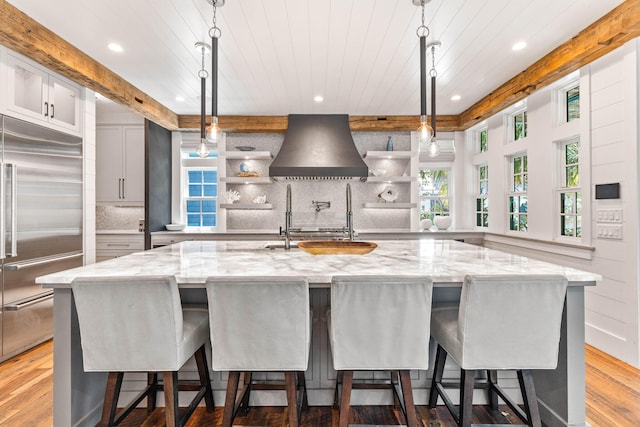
[96, 126, 125, 203]
[49, 76, 80, 133]
[6, 55, 46, 121]
[122, 126, 145, 204]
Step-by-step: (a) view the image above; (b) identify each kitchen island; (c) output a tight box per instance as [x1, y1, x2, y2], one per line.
[37, 240, 599, 427]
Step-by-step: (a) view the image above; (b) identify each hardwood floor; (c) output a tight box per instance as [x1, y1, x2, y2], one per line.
[0, 341, 638, 426]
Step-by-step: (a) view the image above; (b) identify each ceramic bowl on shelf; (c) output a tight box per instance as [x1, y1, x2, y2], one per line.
[165, 224, 185, 231]
[420, 219, 433, 230]
[434, 216, 452, 230]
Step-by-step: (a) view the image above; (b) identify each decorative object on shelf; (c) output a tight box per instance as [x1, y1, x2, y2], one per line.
[194, 40, 211, 158]
[253, 195, 267, 204]
[378, 185, 399, 203]
[205, 0, 223, 144]
[421, 218, 433, 230]
[224, 189, 241, 204]
[236, 146, 255, 151]
[370, 169, 386, 177]
[238, 161, 259, 177]
[165, 224, 185, 231]
[434, 215, 451, 230]
[386, 136, 394, 151]
[414, 0, 441, 157]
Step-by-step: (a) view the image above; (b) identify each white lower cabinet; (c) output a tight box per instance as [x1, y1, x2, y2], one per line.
[96, 234, 145, 262]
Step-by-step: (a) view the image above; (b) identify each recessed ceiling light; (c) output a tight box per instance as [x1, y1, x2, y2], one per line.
[512, 41, 527, 51]
[451, 95, 461, 101]
[108, 43, 124, 53]
[175, 96, 185, 102]
[314, 95, 324, 103]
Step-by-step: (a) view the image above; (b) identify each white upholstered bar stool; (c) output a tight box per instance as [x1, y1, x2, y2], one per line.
[71, 275, 214, 427]
[328, 275, 433, 427]
[428, 274, 568, 427]
[205, 277, 311, 427]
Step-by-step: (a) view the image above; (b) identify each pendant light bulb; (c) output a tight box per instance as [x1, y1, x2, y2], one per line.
[196, 138, 210, 158]
[418, 115, 434, 145]
[427, 139, 440, 157]
[206, 116, 220, 143]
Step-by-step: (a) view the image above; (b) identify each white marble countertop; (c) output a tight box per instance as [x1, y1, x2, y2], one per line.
[37, 240, 600, 288]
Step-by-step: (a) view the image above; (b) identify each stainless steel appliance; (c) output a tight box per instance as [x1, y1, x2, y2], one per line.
[0, 115, 83, 362]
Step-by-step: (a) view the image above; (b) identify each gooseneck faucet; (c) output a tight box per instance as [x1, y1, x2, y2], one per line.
[346, 183, 354, 241]
[285, 184, 292, 250]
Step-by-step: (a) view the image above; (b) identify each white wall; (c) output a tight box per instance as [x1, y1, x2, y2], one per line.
[463, 40, 640, 367]
[83, 90, 96, 265]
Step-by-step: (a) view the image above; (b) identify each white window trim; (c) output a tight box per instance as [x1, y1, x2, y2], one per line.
[503, 101, 528, 144]
[476, 164, 489, 228]
[506, 152, 528, 233]
[477, 127, 489, 153]
[554, 137, 582, 242]
[552, 73, 580, 127]
[418, 165, 452, 222]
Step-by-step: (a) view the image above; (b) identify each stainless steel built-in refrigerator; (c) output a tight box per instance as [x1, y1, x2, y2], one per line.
[0, 115, 83, 362]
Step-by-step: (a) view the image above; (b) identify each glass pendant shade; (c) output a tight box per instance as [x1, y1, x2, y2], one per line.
[196, 138, 210, 158]
[418, 115, 434, 145]
[205, 116, 220, 143]
[427, 139, 440, 157]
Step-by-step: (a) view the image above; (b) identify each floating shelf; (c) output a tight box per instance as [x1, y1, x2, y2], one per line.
[364, 151, 416, 159]
[221, 177, 272, 184]
[363, 202, 417, 209]
[365, 176, 416, 183]
[224, 151, 272, 160]
[221, 203, 273, 210]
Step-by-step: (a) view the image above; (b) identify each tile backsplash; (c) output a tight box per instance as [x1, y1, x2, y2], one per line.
[96, 206, 145, 230]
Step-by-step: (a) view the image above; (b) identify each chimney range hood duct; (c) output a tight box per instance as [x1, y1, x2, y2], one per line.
[269, 114, 368, 180]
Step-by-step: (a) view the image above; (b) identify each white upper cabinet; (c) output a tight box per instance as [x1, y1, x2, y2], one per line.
[5, 52, 81, 135]
[96, 125, 145, 205]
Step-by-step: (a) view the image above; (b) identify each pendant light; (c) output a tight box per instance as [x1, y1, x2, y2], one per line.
[205, 0, 223, 143]
[426, 40, 441, 157]
[195, 41, 211, 158]
[416, 0, 433, 148]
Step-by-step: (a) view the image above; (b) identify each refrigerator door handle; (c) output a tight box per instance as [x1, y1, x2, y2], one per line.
[1, 251, 83, 271]
[9, 163, 17, 257]
[0, 162, 5, 260]
[3, 291, 54, 311]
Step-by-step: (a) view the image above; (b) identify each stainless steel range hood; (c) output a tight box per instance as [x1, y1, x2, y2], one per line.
[269, 114, 368, 179]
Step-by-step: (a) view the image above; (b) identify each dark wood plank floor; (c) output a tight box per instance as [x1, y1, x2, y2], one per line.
[1, 340, 639, 426]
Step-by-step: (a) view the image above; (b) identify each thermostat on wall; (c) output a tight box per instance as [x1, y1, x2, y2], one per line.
[595, 183, 620, 200]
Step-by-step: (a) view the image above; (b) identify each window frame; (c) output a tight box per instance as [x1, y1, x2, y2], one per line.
[476, 164, 489, 228]
[512, 109, 528, 141]
[556, 138, 581, 240]
[418, 166, 451, 222]
[565, 85, 580, 122]
[179, 146, 219, 231]
[477, 127, 488, 153]
[507, 153, 528, 232]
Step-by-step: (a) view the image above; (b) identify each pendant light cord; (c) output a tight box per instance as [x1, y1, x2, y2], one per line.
[210, 0, 221, 119]
[197, 43, 210, 140]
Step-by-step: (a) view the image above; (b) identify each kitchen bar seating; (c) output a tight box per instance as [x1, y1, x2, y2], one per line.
[205, 277, 311, 427]
[429, 274, 568, 427]
[328, 275, 433, 427]
[71, 275, 214, 427]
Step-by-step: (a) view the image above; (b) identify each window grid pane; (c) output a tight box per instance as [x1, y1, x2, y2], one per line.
[514, 111, 527, 140]
[566, 86, 580, 122]
[184, 165, 217, 228]
[419, 168, 450, 221]
[479, 129, 488, 152]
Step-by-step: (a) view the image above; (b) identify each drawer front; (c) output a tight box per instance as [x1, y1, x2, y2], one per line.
[96, 235, 144, 251]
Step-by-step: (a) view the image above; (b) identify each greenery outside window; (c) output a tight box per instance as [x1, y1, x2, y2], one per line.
[559, 141, 581, 237]
[476, 165, 488, 227]
[479, 128, 488, 152]
[182, 150, 218, 229]
[508, 154, 527, 232]
[566, 85, 580, 122]
[419, 168, 449, 221]
[513, 110, 527, 141]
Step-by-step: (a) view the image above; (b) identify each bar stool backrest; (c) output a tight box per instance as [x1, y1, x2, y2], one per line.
[71, 275, 185, 372]
[206, 277, 310, 371]
[329, 275, 433, 371]
[458, 274, 568, 370]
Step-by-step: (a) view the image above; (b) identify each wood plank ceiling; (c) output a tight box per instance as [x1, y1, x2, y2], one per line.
[1, 0, 636, 132]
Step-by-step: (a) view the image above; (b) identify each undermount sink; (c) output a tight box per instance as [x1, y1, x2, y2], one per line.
[297, 240, 377, 255]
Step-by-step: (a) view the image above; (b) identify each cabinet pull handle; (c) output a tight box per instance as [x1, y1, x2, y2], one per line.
[122, 178, 125, 199]
[118, 178, 122, 199]
[51, 104, 55, 119]
[44, 102, 49, 117]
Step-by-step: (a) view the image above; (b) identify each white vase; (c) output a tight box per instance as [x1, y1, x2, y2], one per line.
[421, 219, 432, 230]
[434, 216, 452, 230]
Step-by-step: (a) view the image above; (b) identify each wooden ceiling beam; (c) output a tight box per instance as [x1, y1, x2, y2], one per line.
[0, 0, 179, 130]
[178, 115, 459, 133]
[457, 0, 640, 130]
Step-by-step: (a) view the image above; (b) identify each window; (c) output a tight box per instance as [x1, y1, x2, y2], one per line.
[566, 85, 580, 122]
[182, 150, 218, 229]
[476, 165, 488, 227]
[419, 168, 449, 221]
[478, 128, 488, 152]
[513, 110, 527, 140]
[508, 154, 527, 232]
[558, 141, 581, 237]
